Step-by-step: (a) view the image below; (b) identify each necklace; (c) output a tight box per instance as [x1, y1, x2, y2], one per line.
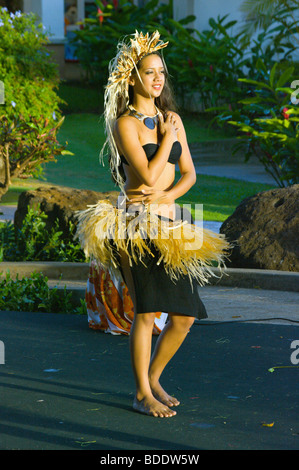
[128, 105, 159, 130]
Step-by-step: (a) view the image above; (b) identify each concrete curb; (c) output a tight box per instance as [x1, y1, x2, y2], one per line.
[1, 261, 90, 281]
[1, 261, 298, 294]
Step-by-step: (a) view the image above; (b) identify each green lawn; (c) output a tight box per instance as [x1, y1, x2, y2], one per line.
[40, 113, 108, 192]
[178, 174, 273, 221]
[2, 112, 274, 222]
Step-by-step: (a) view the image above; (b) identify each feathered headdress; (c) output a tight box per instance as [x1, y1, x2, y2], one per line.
[100, 31, 169, 192]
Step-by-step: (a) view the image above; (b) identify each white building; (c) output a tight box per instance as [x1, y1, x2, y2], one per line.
[22, 0, 247, 40]
[22, 0, 246, 42]
[20, 0, 248, 79]
[21, 0, 298, 80]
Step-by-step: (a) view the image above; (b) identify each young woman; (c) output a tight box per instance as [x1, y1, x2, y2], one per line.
[76, 31, 228, 418]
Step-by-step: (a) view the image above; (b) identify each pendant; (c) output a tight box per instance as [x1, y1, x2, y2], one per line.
[128, 105, 159, 130]
[144, 117, 156, 130]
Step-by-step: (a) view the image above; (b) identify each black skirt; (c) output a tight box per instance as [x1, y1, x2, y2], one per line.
[124, 205, 207, 319]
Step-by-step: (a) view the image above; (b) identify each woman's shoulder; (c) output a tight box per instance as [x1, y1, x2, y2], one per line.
[115, 111, 134, 125]
[114, 111, 139, 136]
[116, 108, 138, 123]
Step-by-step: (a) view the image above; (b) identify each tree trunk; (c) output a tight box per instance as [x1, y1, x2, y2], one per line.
[0, 143, 11, 201]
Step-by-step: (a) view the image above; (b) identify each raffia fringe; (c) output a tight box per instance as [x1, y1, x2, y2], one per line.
[75, 200, 230, 286]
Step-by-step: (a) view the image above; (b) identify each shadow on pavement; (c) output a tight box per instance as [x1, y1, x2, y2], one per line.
[0, 310, 298, 450]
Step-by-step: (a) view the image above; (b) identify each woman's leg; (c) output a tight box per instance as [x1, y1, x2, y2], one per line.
[119, 250, 176, 418]
[130, 312, 176, 417]
[149, 314, 195, 407]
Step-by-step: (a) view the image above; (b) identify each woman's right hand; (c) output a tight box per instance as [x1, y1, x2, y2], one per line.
[159, 112, 179, 141]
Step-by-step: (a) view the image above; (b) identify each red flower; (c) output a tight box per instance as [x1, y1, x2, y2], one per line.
[209, 65, 213, 72]
[282, 107, 289, 120]
[188, 58, 194, 68]
[97, 7, 103, 25]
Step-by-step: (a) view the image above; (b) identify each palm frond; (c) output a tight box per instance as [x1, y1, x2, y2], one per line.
[239, 0, 299, 38]
[240, 0, 280, 18]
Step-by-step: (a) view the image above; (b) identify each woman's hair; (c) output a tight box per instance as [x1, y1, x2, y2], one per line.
[102, 31, 171, 190]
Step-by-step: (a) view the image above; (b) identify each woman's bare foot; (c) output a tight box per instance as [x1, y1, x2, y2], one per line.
[133, 394, 177, 418]
[150, 381, 180, 407]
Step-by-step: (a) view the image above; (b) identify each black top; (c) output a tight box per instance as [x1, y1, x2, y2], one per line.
[120, 141, 182, 166]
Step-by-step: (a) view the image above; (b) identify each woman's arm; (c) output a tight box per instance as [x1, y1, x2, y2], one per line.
[114, 113, 178, 187]
[131, 114, 196, 204]
[168, 113, 196, 200]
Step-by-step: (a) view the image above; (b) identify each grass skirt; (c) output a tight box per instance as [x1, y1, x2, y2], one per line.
[75, 199, 229, 286]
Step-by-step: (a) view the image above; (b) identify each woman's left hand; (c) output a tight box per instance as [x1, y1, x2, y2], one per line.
[129, 188, 174, 206]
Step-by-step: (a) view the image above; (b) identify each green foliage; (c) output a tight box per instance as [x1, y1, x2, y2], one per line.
[159, 15, 249, 110]
[0, 114, 72, 180]
[219, 61, 299, 187]
[70, 2, 298, 115]
[70, 0, 186, 86]
[198, 4, 299, 188]
[0, 8, 70, 191]
[168, 8, 298, 114]
[0, 7, 62, 126]
[242, 8, 299, 86]
[0, 270, 80, 314]
[240, 0, 299, 44]
[0, 206, 86, 262]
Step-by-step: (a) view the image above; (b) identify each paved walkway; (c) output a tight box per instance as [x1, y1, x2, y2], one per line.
[191, 140, 274, 185]
[0, 205, 16, 223]
[194, 160, 273, 184]
[0, 307, 298, 451]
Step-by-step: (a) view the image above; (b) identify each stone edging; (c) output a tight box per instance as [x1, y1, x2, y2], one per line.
[1, 261, 298, 293]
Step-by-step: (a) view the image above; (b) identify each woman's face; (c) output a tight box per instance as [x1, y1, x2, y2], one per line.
[131, 54, 166, 99]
